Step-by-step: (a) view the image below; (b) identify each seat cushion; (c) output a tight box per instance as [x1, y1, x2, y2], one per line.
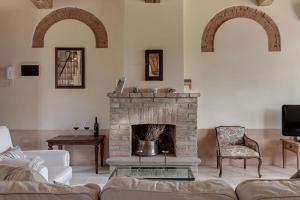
[102, 177, 237, 200]
[48, 166, 72, 184]
[220, 145, 259, 157]
[236, 179, 300, 200]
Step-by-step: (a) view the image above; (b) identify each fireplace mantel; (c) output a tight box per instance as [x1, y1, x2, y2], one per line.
[107, 92, 201, 173]
[107, 92, 200, 98]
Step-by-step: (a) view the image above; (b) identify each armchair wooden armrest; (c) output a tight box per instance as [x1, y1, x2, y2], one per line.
[244, 135, 261, 155]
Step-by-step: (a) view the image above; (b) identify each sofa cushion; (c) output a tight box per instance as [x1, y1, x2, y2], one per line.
[0, 181, 100, 200]
[102, 177, 237, 200]
[0, 157, 48, 181]
[0, 146, 26, 160]
[236, 179, 300, 200]
[0, 165, 47, 183]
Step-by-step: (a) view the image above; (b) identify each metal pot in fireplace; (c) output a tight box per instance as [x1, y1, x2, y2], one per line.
[136, 140, 158, 156]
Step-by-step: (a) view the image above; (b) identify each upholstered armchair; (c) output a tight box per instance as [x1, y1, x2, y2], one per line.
[215, 126, 262, 178]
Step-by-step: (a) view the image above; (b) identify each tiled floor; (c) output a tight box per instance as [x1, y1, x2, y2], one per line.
[70, 165, 296, 188]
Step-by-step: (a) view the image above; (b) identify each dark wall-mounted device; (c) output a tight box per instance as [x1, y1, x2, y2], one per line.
[21, 65, 39, 76]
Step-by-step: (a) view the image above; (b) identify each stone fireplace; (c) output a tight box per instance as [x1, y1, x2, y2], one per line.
[107, 92, 201, 173]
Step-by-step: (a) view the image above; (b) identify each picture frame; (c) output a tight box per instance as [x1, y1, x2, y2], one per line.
[114, 77, 126, 93]
[55, 47, 85, 89]
[145, 50, 163, 81]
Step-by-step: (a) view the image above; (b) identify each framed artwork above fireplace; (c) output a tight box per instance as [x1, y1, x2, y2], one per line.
[55, 47, 85, 89]
[145, 49, 163, 81]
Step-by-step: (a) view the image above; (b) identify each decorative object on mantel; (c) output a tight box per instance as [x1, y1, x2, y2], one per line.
[55, 48, 85, 89]
[201, 6, 281, 52]
[184, 79, 192, 92]
[256, 0, 274, 6]
[167, 88, 177, 93]
[145, 50, 163, 81]
[145, 0, 160, 3]
[136, 125, 166, 156]
[114, 77, 126, 93]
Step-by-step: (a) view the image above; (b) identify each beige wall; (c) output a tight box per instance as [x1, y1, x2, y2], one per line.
[184, 0, 300, 129]
[1, 0, 299, 166]
[0, 0, 124, 129]
[124, 0, 184, 89]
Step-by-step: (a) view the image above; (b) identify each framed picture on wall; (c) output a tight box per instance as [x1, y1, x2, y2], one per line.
[55, 48, 85, 89]
[145, 50, 163, 81]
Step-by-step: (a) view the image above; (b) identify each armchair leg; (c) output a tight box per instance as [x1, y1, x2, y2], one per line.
[244, 159, 247, 169]
[258, 158, 262, 178]
[219, 157, 223, 178]
[217, 156, 220, 169]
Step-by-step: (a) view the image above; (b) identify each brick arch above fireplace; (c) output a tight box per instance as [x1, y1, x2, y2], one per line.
[32, 7, 108, 48]
[201, 6, 281, 52]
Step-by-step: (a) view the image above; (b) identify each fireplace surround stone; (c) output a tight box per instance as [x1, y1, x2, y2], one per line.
[107, 92, 201, 173]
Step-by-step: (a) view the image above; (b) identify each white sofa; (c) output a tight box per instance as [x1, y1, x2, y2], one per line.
[0, 126, 72, 184]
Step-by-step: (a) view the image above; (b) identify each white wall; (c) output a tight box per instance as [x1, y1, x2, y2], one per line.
[184, 0, 300, 129]
[0, 0, 124, 129]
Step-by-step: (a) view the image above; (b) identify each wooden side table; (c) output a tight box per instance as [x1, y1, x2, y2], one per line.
[47, 135, 105, 174]
[281, 139, 300, 170]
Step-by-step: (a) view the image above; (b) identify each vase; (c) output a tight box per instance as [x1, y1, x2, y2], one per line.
[136, 140, 158, 156]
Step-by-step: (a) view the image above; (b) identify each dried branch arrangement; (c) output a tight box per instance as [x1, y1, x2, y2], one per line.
[144, 125, 166, 141]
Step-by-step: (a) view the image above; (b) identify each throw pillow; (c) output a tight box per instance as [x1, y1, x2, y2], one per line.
[0, 146, 26, 160]
[0, 164, 47, 183]
[0, 156, 44, 171]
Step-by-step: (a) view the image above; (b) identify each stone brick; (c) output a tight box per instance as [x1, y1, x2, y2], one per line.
[110, 103, 119, 108]
[177, 108, 197, 115]
[131, 98, 153, 103]
[154, 98, 176, 103]
[177, 98, 197, 103]
[188, 114, 197, 120]
[188, 103, 198, 110]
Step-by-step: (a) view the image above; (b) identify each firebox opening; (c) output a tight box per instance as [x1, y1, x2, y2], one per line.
[131, 124, 176, 157]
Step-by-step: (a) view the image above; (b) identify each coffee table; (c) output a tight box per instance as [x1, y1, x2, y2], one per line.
[109, 166, 195, 181]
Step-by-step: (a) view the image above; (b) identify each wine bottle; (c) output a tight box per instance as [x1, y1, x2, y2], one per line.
[94, 117, 99, 137]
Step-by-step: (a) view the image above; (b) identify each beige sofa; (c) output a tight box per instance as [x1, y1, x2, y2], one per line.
[1, 177, 300, 200]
